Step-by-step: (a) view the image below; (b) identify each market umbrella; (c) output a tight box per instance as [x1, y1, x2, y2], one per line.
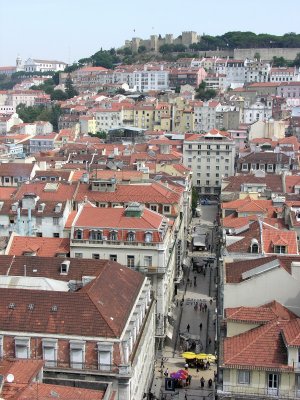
[181, 352, 196, 359]
[195, 353, 208, 360]
[177, 369, 189, 380]
[207, 354, 217, 362]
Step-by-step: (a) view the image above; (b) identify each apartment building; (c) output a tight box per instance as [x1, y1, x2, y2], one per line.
[183, 130, 236, 195]
[193, 101, 220, 133]
[277, 82, 300, 98]
[69, 202, 179, 342]
[244, 59, 271, 83]
[0, 255, 155, 400]
[270, 67, 299, 82]
[133, 67, 169, 92]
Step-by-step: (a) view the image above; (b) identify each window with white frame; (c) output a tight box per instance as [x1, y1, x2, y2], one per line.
[110, 230, 118, 241]
[145, 232, 153, 242]
[274, 245, 286, 254]
[42, 338, 58, 367]
[15, 337, 30, 359]
[150, 204, 158, 212]
[242, 163, 248, 171]
[97, 342, 113, 371]
[238, 370, 250, 384]
[144, 255, 152, 267]
[127, 231, 135, 241]
[70, 340, 85, 369]
[163, 205, 170, 214]
[127, 255, 135, 268]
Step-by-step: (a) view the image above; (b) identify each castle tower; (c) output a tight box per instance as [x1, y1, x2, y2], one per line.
[150, 35, 158, 52]
[16, 55, 23, 71]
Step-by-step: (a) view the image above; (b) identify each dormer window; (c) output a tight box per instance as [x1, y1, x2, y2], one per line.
[274, 245, 286, 254]
[110, 230, 118, 241]
[163, 205, 171, 214]
[127, 231, 135, 242]
[89, 230, 102, 241]
[74, 229, 83, 240]
[250, 238, 259, 254]
[145, 232, 153, 243]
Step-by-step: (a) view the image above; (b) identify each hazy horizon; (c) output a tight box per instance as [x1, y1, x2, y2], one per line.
[0, 0, 300, 66]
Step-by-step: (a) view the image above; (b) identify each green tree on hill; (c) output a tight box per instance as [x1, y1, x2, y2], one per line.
[65, 74, 78, 99]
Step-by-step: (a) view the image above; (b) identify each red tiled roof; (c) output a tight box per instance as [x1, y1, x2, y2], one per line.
[0, 261, 144, 337]
[0, 163, 34, 177]
[226, 301, 297, 323]
[14, 182, 78, 202]
[14, 383, 105, 400]
[75, 182, 181, 208]
[223, 320, 291, 370]
[281, 319, 300, 347]
[75, 204, 164, 235]
[263, 228, 298, 255]
[225, 255, 300, 283]
[7, 236, 70, 257]
[222, 174, 283, 193]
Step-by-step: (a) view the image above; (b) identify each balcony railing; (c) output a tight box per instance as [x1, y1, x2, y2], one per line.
[71, 238, 159, 247]
[218, 384, 300, 399]
[136, 265, 166, 274]
[44, 360, 131, 376]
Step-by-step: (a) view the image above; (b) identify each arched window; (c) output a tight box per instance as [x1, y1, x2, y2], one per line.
[127, 231, 135, 242]
[145, 232, 153, 243]
[250, 238, 259, 254]
[110, 230, 118, 241]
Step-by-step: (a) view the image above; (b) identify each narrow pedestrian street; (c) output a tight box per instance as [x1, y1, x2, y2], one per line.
[150, 205, 218, 400]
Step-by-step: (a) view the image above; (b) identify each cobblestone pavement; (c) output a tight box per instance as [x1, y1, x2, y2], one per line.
[150, 206, 218, 400]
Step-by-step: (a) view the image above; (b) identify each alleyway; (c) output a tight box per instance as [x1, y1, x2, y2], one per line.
[151, 205, 218, 400]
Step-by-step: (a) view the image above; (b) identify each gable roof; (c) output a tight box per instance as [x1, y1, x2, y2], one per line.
[0, 259, 144, 338]
[222, 320, 291, 370]
[6, 236, 70, 257]
[225, 255, 300, 283]
[226, 301, 297, 323]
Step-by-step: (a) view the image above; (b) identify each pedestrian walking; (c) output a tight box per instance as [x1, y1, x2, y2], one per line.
[187, 324, 190, 333]
[199, 322, 202, 330]
[200, 377, 205, 388]
[184, 393, 188, 400]
[204, 303, 208, 312]
[164, 368, 169, 377]
[196, 360, 200, 372]
[160, 359, 164, 369]
[208, 378, 213, 388]
[185, 363, 189, 370]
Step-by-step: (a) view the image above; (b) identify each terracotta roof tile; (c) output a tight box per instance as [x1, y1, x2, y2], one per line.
[282, 319, 300, 347]
[0, 261, 144, 337]
[223, 320, 291, 370]
[14, 383, 105, 400]
[7, 236, 70, 257]
[226, 301, 297, 323]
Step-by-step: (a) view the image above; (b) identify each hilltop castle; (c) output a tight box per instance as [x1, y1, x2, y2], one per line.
[124, 31, 200, 53]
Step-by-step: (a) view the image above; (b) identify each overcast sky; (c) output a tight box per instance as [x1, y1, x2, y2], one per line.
[0, 0, 299, 66]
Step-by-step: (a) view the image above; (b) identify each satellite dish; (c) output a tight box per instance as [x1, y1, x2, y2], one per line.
[6, 374, 14, 383]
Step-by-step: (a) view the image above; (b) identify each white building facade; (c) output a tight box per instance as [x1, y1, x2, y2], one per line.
[183, 130, 236, 195]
